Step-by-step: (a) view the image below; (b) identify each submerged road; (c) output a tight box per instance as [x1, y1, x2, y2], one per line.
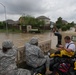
[0, 32, 57, 48]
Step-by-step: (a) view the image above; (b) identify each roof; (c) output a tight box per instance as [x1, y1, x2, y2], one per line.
[62, 20, 68, 24]
[37, 16, 50, 20]
[6, 19, 14, 25]
[6, 19, 19, 25]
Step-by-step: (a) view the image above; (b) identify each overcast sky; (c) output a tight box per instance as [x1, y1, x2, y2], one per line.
[0, 0, 76, 22]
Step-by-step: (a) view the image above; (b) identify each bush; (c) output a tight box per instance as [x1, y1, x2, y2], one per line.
[66, 25, 70, 30]
[56, 24, 61, 29]
[61, 26, 67, 31]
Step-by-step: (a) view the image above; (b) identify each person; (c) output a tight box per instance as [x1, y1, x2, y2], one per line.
[59, 36, 75, 52]
[52, 27, 62, 47]
[25, 37, 52, 75]
[54, 29, 62, 47]
[0, 40, 31, 75]
[50, 36, 76, 57]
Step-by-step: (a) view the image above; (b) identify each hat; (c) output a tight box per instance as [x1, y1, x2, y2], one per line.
[2, 40, 14, 48]
[29, 37, 38, 45]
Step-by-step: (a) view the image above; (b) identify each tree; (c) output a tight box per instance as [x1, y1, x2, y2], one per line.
[61, 26, 67, 31]
[55, 17, 63, 29]
[70, 21, 75, 27]
[19, 15, 45, 29]
[0, 21, 6, 29]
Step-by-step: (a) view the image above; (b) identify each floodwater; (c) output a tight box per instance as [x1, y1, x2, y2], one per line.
[0, 32, 52, 48]
[0, 28, 74, 49]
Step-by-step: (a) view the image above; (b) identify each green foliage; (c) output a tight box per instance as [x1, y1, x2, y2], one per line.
[56, 17, 62, 24]
[55, 17, 75, 31]
[61, 26, 67, 31]
[55, 17, 63, 29]
[61, 24, 71, 31]
[66, 25, 70, 30]
[70, 21, 75, 27]
[56, 24, 61, 29]
[0, 21, 6, 29]
[19, 15, 45, 28]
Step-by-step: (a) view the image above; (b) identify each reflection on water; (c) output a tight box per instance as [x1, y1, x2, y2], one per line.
[0, 32, 51, 48]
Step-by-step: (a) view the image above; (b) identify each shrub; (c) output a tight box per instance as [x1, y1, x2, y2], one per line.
[61, 26, 67, 31]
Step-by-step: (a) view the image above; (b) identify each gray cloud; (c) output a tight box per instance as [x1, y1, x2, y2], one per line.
[0, 0, 76, 22]
[4, 0, 48, 15]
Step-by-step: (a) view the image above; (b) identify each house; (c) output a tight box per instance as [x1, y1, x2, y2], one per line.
[62, 20, 68, 25]
[36, 16, 51, 29]
[6, 19, 14, 25]
[6, 19, 20, 29]
[6, 19, 19, 25]
[37, 16, 50, 25]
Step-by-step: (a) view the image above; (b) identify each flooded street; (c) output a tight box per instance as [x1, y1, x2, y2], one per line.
[0, 32, 51, 48]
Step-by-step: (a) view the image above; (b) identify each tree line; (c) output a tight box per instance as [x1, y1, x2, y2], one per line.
[55, 17, 75, 31]
[0, 16, 75, 31]
[19, 15, 45, 29]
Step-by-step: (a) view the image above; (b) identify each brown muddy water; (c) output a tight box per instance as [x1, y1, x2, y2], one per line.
[0, 32, 51, 48]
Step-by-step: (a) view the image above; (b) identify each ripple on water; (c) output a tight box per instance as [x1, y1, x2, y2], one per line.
[0, 32, 51, 48]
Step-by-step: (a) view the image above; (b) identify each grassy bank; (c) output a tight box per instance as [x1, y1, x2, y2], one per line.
[0, 29, 51, 33]
[0, 29, 21, 33]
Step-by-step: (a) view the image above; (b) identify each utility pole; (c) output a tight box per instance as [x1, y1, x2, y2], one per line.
[0, 3, 8, 34]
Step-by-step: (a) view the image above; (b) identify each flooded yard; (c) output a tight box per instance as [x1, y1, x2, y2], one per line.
[0, 32, 51, 48]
